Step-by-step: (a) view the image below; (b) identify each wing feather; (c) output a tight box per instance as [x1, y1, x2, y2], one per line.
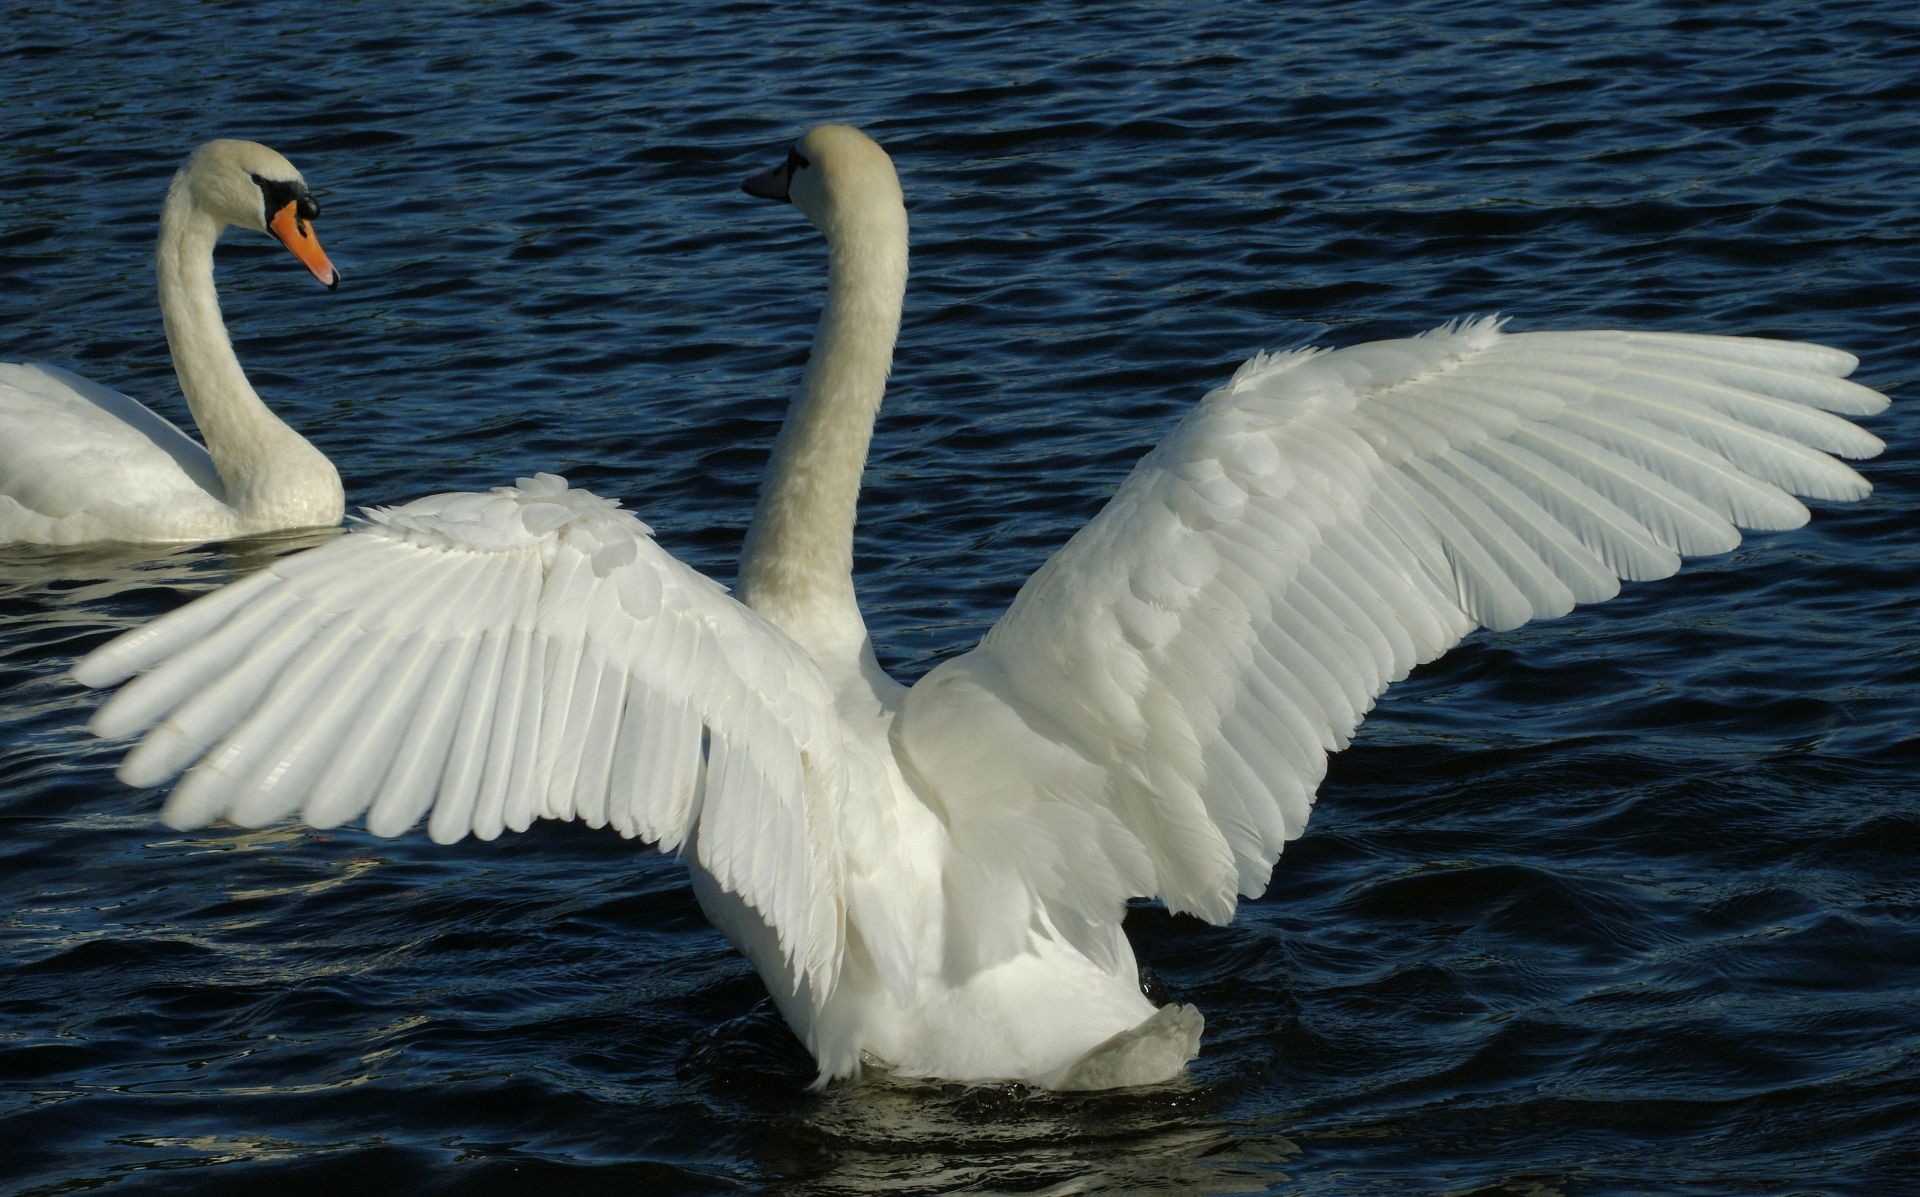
[899, 319, 1889, 949]
[1514, 424, 1743, 555]
[1431, 454, 1608, 604]
[430, 629, 510, 845]
[1468, 439, 1679, 580]
[77, 474, 846, 994]
[305, 634, 445, 830]
[570, 665, 628, 830]
[368, 635, 480, 838]
[474, 625, 536, 841]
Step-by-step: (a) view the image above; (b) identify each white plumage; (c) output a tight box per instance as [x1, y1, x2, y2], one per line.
[75, 125, 1889, 1089]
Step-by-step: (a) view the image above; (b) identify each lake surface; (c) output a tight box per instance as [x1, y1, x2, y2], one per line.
[2, 1, 1917, 1192]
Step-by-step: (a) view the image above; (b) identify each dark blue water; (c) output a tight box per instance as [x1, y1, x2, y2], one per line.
[3, 2, 1917, 1192]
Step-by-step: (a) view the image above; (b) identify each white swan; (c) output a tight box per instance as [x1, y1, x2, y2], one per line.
[74, 125, 1890, 1089]
[0, 140, 344, 546]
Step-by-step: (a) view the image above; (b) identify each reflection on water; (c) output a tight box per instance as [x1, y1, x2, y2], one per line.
[672, 1004, 1303, 1194]
[779, 1078, 1298, 1195]
[0, 525, 339, 595]
[0, 525, 341, 663]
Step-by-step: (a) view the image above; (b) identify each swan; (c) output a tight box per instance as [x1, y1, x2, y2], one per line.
[0, 140, 344, 546]
[73, 125, 1891, 1089]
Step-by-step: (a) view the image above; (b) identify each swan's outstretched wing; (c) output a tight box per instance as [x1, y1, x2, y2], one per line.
[76, 473, 846, 993]
[898, 318, 1888, 955]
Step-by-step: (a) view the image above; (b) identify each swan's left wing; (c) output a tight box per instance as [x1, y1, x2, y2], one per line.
[76, 474, 846, 992]
[896, 318, 1888, 964]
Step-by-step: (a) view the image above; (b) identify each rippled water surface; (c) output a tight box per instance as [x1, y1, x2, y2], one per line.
[3, 2, 1918, 1193]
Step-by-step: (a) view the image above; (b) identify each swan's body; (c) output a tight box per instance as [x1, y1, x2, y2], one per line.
[0, 140, 343, 546]
[76, 126, 1891, 1089]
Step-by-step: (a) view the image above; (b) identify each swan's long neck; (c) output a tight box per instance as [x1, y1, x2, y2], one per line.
[738, 202, 908, 664]
[157, 176, 340, 525]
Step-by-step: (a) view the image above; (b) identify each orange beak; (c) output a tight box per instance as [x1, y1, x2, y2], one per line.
[269, 201, 339, 290]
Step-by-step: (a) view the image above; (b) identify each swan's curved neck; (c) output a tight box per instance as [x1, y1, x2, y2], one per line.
[157, 176, 336, 522]
[738, 203, 908, 662]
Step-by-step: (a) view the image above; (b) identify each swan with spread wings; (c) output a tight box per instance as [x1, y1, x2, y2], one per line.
[76, 125, 1890, 1089]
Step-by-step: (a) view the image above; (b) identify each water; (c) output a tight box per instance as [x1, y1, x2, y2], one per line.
[3, 1, 1917, 1192]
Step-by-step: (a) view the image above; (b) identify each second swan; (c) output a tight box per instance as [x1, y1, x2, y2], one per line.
[0, 140, 342, 546]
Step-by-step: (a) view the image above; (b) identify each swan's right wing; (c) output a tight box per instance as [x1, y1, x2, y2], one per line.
[897, 319, 1888, 965]
[75, 473, 847, 993]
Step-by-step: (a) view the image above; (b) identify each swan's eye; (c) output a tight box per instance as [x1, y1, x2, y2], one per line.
[787, 148, 811, 173]
[250, 174, 318, 223]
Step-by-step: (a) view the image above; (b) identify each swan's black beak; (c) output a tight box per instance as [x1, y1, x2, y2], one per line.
[269, 201, 340, 291]
[743, 145, 808, 204]
[742, 163, 792, 203]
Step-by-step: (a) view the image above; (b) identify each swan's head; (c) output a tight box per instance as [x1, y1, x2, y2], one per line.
[177, 140, 339, 290]
[743, 125, 904, 241]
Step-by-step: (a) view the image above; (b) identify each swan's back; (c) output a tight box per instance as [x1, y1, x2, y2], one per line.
[0, 362, 228, 544]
